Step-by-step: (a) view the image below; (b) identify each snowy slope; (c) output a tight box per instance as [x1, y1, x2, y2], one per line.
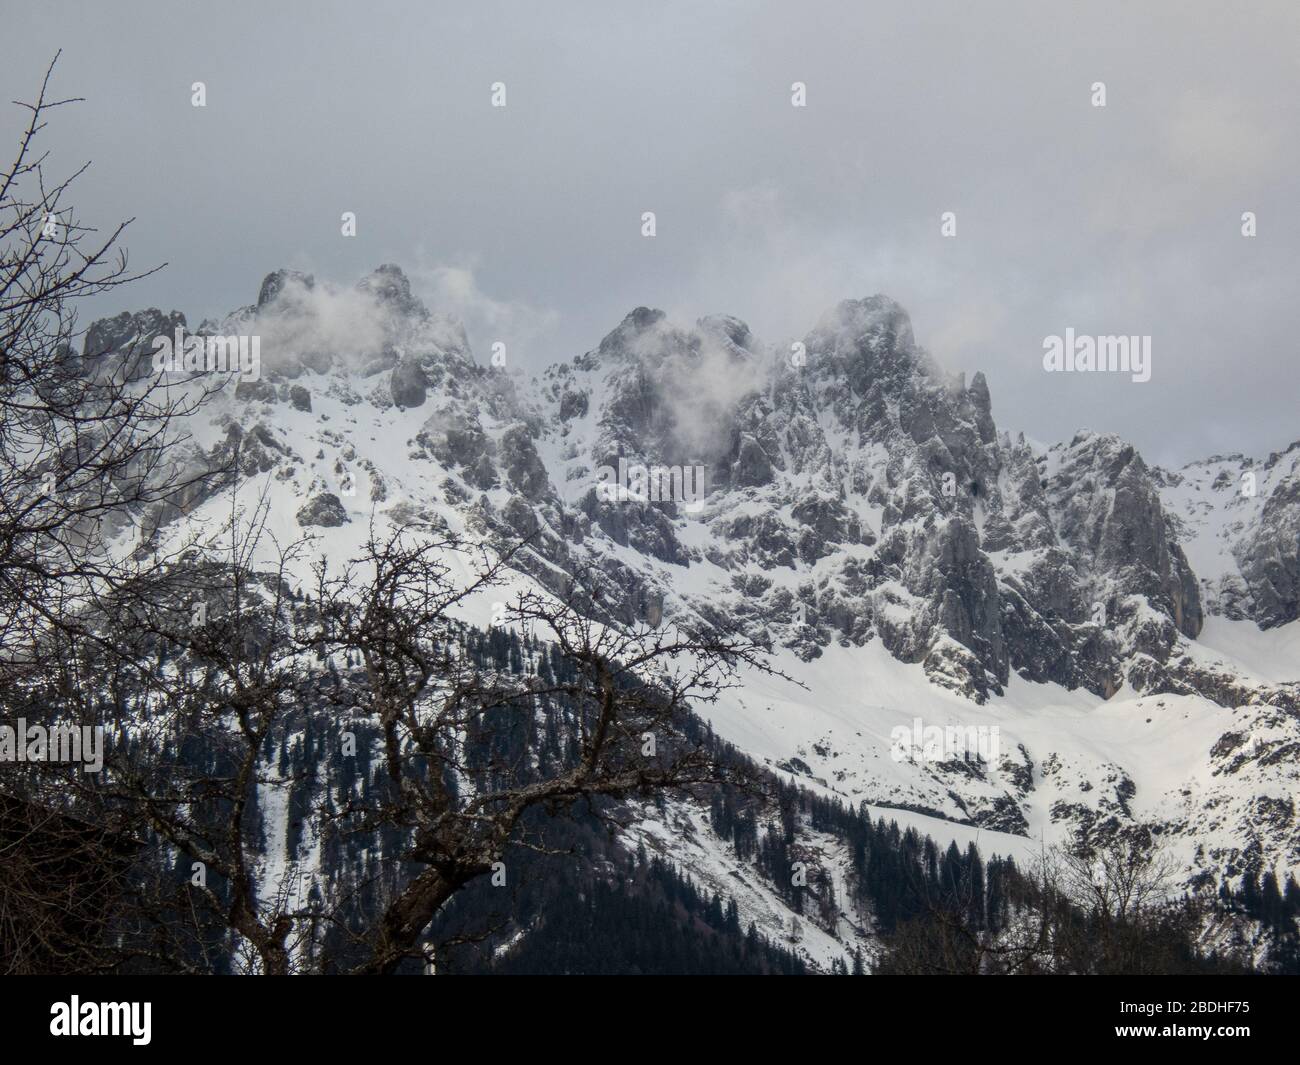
[99, 265, 1300, 924]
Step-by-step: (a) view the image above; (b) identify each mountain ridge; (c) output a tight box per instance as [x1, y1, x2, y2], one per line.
[81, 264, 1300, 897]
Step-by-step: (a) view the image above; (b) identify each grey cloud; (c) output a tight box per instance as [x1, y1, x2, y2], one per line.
[2, 0, 1296, 466]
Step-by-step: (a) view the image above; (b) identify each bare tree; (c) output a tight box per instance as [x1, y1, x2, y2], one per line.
[0, 55, 226, 975]
[307, 526, 782, 974]
[874, 829, 1237, 975]
[875, 845, 1059, 975]
[43, 489, 781, 974]
[89, 485, 315, 974]
[0, 793, 138, 974]
[1057, 828, 1177, 925]
[0, 58, 779, 978]
[0, 54, 219, 645]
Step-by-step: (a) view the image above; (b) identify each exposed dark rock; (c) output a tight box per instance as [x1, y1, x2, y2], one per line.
[731, 433, 773, 487]
[390, 357, 429, 408]
[83, 309, 187, 382]
[296, 492, 349, 528]
[257, 269, 314, 310]
[235, 378, 277, 403]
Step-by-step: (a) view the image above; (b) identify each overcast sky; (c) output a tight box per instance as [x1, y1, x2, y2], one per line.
[3, 1, 1297, 466]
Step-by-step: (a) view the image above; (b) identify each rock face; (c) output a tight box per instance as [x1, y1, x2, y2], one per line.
[87, 266, 1300, 890]
[79, 278, 1263, 708]
[258, 269, 314, 310]
[506, 293, 1225, 706]
[1159, 443, 1300, 630]
[389, 357, 429, 408]
[1046, 432, 1202, 640]
[1232, 455, 1300, 628]
[296, 492, 348, 528]
[356, 263, 428, 321]
[83, 308, 187, 381]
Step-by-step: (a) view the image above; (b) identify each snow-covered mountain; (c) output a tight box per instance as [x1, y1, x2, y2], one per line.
[90, 264, 1300, 962]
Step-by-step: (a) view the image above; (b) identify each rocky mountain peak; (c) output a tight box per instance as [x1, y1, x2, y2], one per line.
[82, 264, 1300, 895]
[802, 295, 936, 386]
[593, 306, 692, 365]
[81, 307, 188, 382]
[257, 268, 315, 310]
[697, 313, 755, 353]
[355, 263, 428, 321]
